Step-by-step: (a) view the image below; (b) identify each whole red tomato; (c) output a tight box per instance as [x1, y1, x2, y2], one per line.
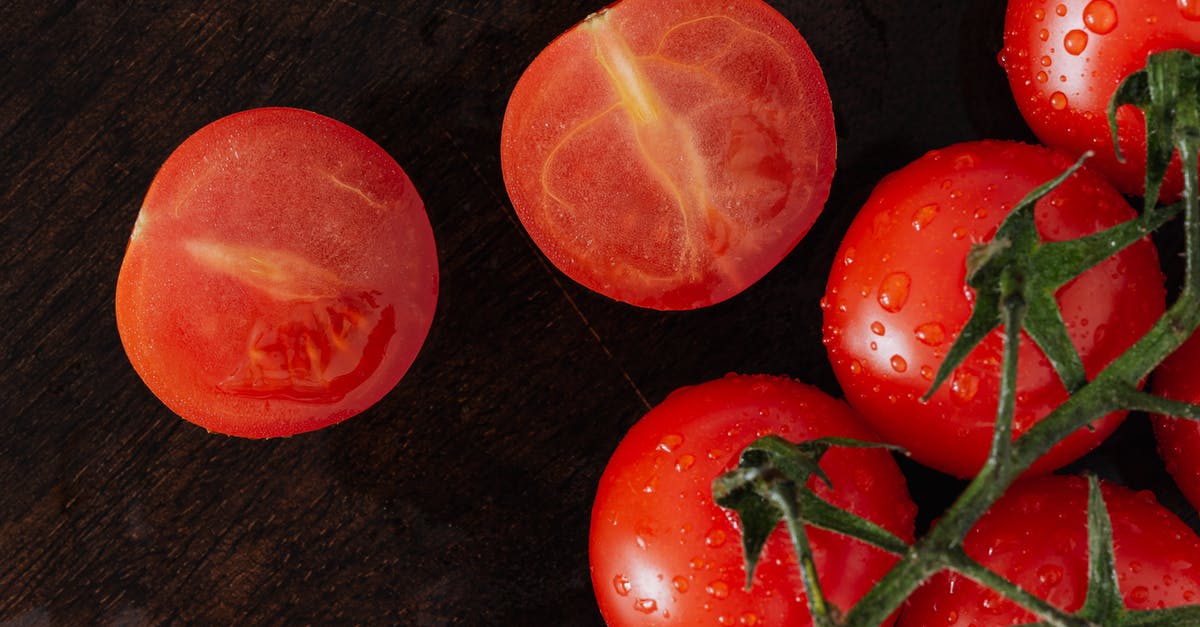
[1001, 0, 1200, 198]
[899, 475, 1200, 625]
[589, 375, 916, 625]
[501, 0, 836, 310]
[116, 108, 438, 438]
[822, 141, 1164, 478]
[1152, 331, 1200, 513]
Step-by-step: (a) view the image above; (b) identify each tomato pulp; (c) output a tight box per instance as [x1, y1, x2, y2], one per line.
[1001, 0, 1200, 199]
[590, 375, 916, 625]
[501, 0, 836, 310]
[822, 141, 1164, 478]
[116, 108, 438, 438]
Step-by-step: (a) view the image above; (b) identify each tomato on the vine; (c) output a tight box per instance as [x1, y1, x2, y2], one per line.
[1000, 0, 1200, 198]
[116, 108, 438, 438]
[589, 375, 916, 625]
[899, 475, 1200, 625]
[501, 0, 836, 310]
[822, 141, 1164, 478]
[1152, 331, 1200, 513]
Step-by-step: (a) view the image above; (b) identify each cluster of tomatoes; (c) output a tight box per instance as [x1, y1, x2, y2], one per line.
[113, 0, 1200, 624]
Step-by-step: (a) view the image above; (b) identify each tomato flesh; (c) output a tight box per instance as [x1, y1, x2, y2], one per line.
[1001, 0, 1200, 198]
[899, 475, 1200, 625]
[501, 0, 835, 310]
[822, 141, 1164, 477]
[589, 375, 916, 625]
[116, 108, 438, 438]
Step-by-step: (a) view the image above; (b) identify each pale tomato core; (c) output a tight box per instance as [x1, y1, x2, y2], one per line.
[501, 0, 835, 310]
[116, 108, 438, 438]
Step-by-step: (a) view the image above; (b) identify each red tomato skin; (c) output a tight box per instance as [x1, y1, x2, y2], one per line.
[822, 141, 1164, 478]
[116, 108, 438, 438]
[501, 0, 836, 310]
[898, 475, 1200, 625]
[1001, 0, 1200, 199]
[1152, 332, 1200, 512]
[589, 375, 916, 626]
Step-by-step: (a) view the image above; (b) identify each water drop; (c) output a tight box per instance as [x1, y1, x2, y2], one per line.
[614, 574, 632, 596]
[1181, 0, 1200, 20]
[1050, 91, 1069, 110]
[673, 576, 690, 593]
[658, 434, 683, 453]
[952, 370, 980, 403]
[705, 528, 727, 548]
[973, 207, 989, 219]
[920, 365, 935, 381]
[1040, 55, 1053, 67]
[1064, 29, 1088, 54]
[952, 226, 967, 240]
[912, 203, 940, 231]
[1130, 586, 1150, 604]
[1056, 3, 1068, 16]
[1034, 7, 1046, 20]
[1084, 0, 1118, 33]
[871, 321, 886, 335]
[870, 341, 878, 351]
[849, 359, 863, 375]
[1038, 28, 1050, 41]
[740, 612, 759, 625]
[890, 355, 908, 373]
[706, 580, 731, 599]
[634, 598, 658, 614]
[1036, 70, 1048, 83]
[915, 322, 947, 346]
[877, 272, 912, 313]
[675, 454, 696, 472]
[1037, 564, 1064, 587]
[843, 246, 856, 266]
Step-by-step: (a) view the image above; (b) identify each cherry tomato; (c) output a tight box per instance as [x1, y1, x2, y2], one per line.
[1151, 331, 1200, 512]
[116, 108, 438, 438]
[589, 375, 916, 625]
[501, 0, 836, 310]
[822, 141, 1164, 478]
[899, 475, 1200, 625]
[1000, 0, 1200, 198]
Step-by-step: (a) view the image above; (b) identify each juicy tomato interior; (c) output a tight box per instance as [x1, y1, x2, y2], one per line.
[822, 141, 1164, 478]
[589, 374, 916, 626]
[899, 475, 1200, 625]
[116, 107, 438, 438]
[501, 0, 836, 310]
[1001, 0, 1200, 198]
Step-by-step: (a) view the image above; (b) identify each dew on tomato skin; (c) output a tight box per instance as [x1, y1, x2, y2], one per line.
[1050, 91, 1069, 110]
[1037, 564, 1064, 588]
[1036, 70, 1049, 83]
[1040, 55, 1052, 67]
[614, 574, 633, 596]
[870, 341, 878, 351]
[1038, 28, 1050, 41]
[1056, 3, 1068, 16]
[658, 433, 684, 453]
[921, 365, 935, 381]
[877, 272, 912, 313]
[1181, 0, 1200, 20]
[871, 321, 886, 336]
[891, 355, 909, 373]
[952, 226, 967, 240]
[843, 246, 856, 266]
[1063, 29, 1088, 55]
[951, 369, 980, 403]
[1034, 7, 1046, 20]
[633, 598, 659, 614]
[915, 321, 947, 346]
[849, 359, 864, 375]
[706, 580, 731, 600]
[912, 203, 940, 231]
[1130, 586, 1151, 604]
[672, 576, 690, 593]
[675, 454, 696, 472]
[1083, 0, 1118, 32]
[973, 207, 988, 220]
[740, 612, 759, 625]
[705, 528, 727, 548]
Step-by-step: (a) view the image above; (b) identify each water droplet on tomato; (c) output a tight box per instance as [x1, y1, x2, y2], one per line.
[1036, 70, 1049, 83]
[952, 226, 967, 240]
[912, 203, 940, 231]
[890, 355, 908, 373]
[973, 207, 989, 220]
[915, 322, 947, 346]
[634, 598, 658, 614]
[614, 574, 632, 596]
[1040, 55, 1053, 67]
[1130, 586, 1150, 604]
[1038, 28, 1050, 41]
[675, 454, 696, 472]
[1064, 29, 1088, 54]
[843, 246, 856, 266]
[920, 365, 935, 381]
[1084, 0, 1118, 33]
[705, 528, 727, 548]
[869, 321, 886, 336]
[951, 369, 980, 403]
[849, 359, 863, 375]
[1034, 7, 1046, 20]
[658, 434, 684, 453]
[1055, 3, 1068, 16]
[706, 580, 731, 599]
[877, 272, 911, 313]
[1050, 91, 1069, 110]
[870, 341, 878, 351]
[1036, 563, 1063, 588]
[1181, 0, 1200, 20]
[740, 612, 759, 625]
[673, 576, 690, 593]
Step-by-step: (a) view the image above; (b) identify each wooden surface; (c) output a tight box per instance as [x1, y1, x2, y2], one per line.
[0, 1, 1190, 624]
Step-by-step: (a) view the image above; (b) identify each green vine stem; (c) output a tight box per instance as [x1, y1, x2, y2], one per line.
[715, 49, 1200, 627]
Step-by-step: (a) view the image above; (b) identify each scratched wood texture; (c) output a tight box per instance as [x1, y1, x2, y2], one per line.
[0, 0, 1189, 624]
